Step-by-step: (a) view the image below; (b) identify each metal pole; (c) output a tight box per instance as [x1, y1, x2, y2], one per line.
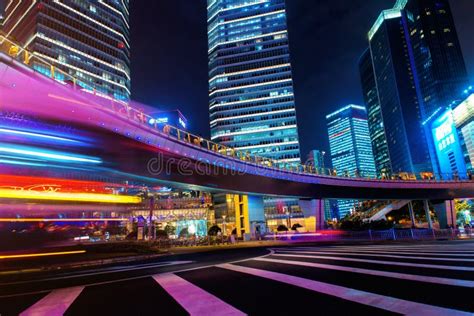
[408, 201, 416, 228]
[148, 196, 154, 241]
[423, 200, 433, 230]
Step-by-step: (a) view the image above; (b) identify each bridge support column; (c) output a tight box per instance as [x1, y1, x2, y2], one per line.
[408, 201, 416, 228]
[423, 200, 433, 229]
[432, 200, 456, 229]
[298, 199, 325, 232]
[234, 195, 265, 239]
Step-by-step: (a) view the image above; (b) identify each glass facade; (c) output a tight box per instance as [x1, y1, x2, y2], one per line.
[207, 0, 300, 166]
[359, 49, 391, 178]
[406, 0, 469, 118]
[306, 149, 326, 170]
[368, 8, 433, 175]
[1, 0, 130, 101]
[326, 105, 377, 218]
[362, 0, 469, 178]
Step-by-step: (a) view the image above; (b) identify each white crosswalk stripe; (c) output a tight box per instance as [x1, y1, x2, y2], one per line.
[273, 249, 474, 261]
[252, 257, 474, 287]
[20, 286, 84, 316]
[217, 263, 471, 316]
[271, 252, 474, 271]
[153, 273, 246, 316]
[7, 242, 474, 315]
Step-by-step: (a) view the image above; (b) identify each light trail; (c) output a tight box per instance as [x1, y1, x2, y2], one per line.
[0, 189, 141, 204]
[0, 250, 86, 260]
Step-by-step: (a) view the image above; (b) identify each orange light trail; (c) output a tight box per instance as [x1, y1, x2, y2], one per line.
[0, 250, 86, 260]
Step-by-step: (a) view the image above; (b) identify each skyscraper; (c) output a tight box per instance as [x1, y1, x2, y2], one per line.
[359, 49, 392, 178]
[406, 0, 469, 117]
[207, 0, 301, 166]
[1, 0, 130, 101]
[306, 149, 326, 171]
[360, 0, 469, 178]
[326, 105, 377, 218]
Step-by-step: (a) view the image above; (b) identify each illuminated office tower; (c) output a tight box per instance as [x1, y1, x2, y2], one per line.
[361, 0, 469, 177]
[208, 0, 301, 166]
[306, 149, 326, 171]
[405, 0, 469, 118]
[367, 4, 434, 175]
[359, 49, 391, 178]
[326, 105, 377, 218]
[1, 0, 130, 100]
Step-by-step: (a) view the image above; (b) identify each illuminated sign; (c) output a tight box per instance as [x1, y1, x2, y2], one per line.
[149, 117, 169, 125]
[179, 117, 187, 129]
[434, 112, 455, 151]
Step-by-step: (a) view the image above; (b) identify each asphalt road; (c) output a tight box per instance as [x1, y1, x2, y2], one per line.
[1, 241, 473, 315]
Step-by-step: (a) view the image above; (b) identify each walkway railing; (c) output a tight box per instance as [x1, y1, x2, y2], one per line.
[2, 34, 473, 183]
[267, 228, 474, 242]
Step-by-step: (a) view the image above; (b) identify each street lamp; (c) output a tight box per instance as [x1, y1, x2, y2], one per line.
[321, 151, 326, 170]
[222, 215, 226, 236]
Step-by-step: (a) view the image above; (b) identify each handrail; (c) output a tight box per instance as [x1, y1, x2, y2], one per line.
[2, 34, 474, 184]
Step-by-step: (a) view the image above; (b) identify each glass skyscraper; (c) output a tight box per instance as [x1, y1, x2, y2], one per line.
[360, 0, 469, 178]
[207, 0, 301, 166]
[406, 0, 469, 117]
[326, 105, 377, 218]
[1, 0, 130, 101]
[359, 49, 392, 178]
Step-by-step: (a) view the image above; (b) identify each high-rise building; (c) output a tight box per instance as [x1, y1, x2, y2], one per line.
[207, 0, 301, 166]
[361, 0, 469, 178]
[368, 5, 434, 175]
[423, 91, 474, 180]
[306, 149, 326, 171]
[359, 49, 392, 178]
[406, 0, 469, 117]
[1, 0, 130, 101]
[326, 105, 377, 218]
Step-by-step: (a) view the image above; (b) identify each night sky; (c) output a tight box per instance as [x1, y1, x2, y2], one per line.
[130, 0, 474, 159]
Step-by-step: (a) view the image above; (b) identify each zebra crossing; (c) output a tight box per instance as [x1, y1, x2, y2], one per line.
[1, 242, 473, 315]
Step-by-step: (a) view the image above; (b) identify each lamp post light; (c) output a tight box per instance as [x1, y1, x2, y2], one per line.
[321, 151, 326, 170]
[222, 215, 227, 237]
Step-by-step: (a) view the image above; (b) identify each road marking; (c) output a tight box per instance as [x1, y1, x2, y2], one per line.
[20, 286, 84, 316]
[253, 257, 474, 288]
[153, 273, 246, 316]
[274, 250, 474, 262]
[279, 248, 474, 257]
[0, 261, 194, 286]
[271, 253, 474, 271]
[289, 246, 474, 253]
[217, 263, 471, 316]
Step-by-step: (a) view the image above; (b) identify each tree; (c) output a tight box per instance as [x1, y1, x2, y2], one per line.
[208, 225, 222, 236]
[291, 223, 303, 231]
[164, 224, 176, 236]
[155, 230, 168, 239]
[455, 199, 472, 225]
[277, 225, 288, 232]
[179, 227, 189, 238]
